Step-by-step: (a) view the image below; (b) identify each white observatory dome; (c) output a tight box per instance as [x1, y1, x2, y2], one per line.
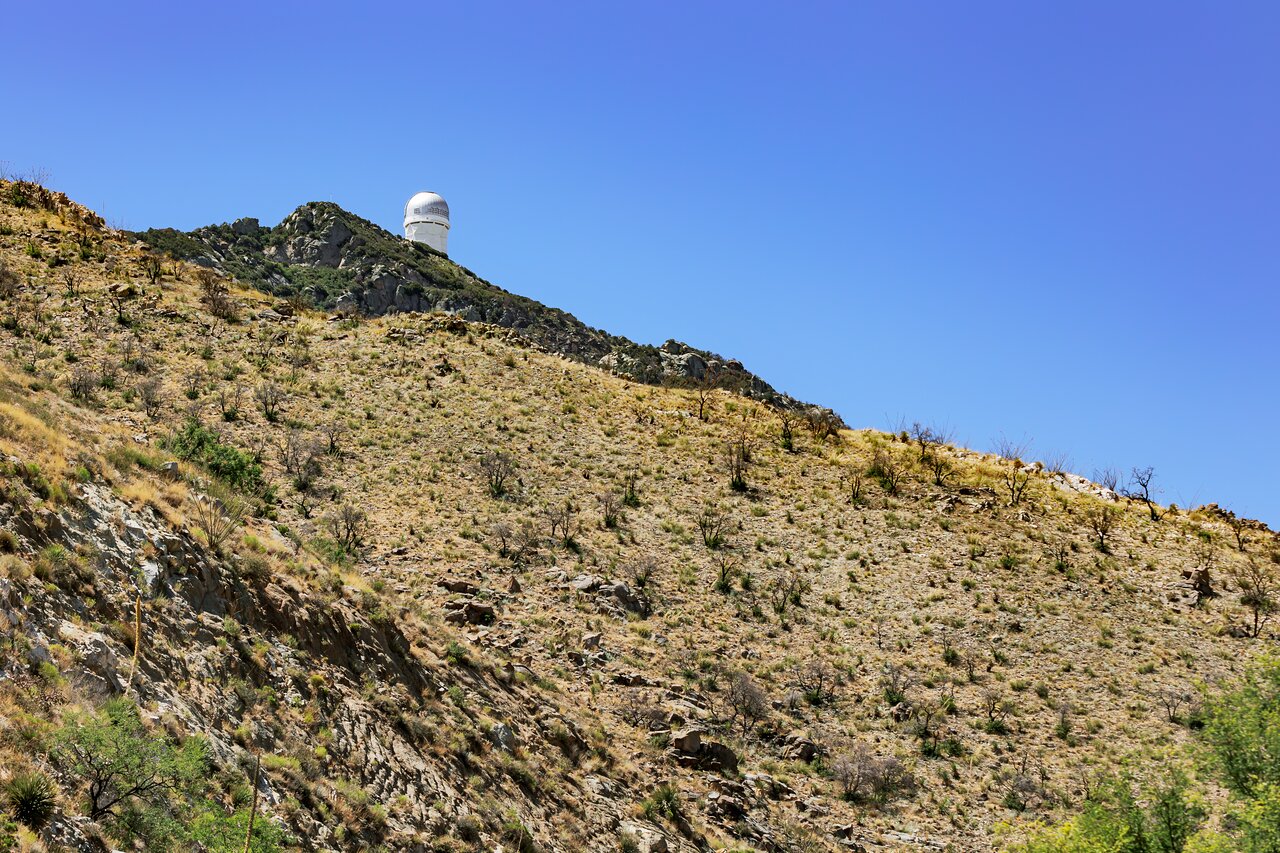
[404, 191, 450, 254]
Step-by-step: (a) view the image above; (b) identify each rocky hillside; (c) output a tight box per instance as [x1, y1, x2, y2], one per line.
[0, 178, 1276, 852]
[130, 203, 826, 417]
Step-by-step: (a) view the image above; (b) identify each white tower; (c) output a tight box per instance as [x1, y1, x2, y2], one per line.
[403, 191, 450, 254]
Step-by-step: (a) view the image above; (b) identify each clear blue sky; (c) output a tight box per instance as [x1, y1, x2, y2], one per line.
[3, 2, 1277, 525]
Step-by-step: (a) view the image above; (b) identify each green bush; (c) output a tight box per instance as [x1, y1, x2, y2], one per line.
[162, 418, 265, 495]
[4, 771, 57, 829]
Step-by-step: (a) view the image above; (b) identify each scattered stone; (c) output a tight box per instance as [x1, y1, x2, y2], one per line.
[443, 599, 496, 625]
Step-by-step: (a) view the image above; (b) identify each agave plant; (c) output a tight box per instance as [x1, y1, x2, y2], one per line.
[4, 771, 57, 829]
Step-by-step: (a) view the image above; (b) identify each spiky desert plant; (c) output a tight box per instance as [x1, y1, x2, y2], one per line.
[4, 771, 57, 829]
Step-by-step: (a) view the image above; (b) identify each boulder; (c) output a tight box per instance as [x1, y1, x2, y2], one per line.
[603, 581, 651, 617]
[438, 578, 479, 595]
[781, 732, 817, 762]
[443, 600, 496, 626]
[671, 728, 703, 755]
[700, 741, 739, 774]
[570, 574, 605, 593]
[618, 822, 668, 853]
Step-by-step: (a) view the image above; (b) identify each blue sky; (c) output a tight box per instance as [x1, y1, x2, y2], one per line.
[3, 2, 1277, 524]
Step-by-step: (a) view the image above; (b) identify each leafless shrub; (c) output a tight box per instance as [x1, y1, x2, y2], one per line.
[794, 659, 839, 706]
[879, 662, 916, 705]
[254, 381, 286, 422]
[805, 408, 841, 441]
[1157, 686, 1194, 723]
[768, 570, 810, 621]
[629, 555, 657, 590]
[136, 376, 164, 418]
[215, 383, 243, 421]
[479, 451, 516, 498]
[68, 365, 96, 401]
[869, 448, 906, 495]
[142, 253, 163, 285]
[696, 504, 730, 549]
[1121, 466, 1163, 521]
[597, 491, 621, 529]
[619, 691, 667, 730]
[325, 502, 369, 553]
[1232, 557, 1277, 639]
[993, 436, 1033, 505]
[321, 420, 348, 455]
[182, 367, 205, 400]
[545, 499, 578, 548]
[1094, 467, 1121, 493]
[1043, 451, 1071, 476]
[195, 267, 238, 320]
[777, 409, 802, 452]
[725, 438, 750, 492]
[830, 743, 914, 803]
[724, 670, 770, 735]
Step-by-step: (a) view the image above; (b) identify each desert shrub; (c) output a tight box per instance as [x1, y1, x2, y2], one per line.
[830, 744, 913, 803]
[162, 418, 265, 494]
[641, 784, 683, 822]
[3, 771, 57, 829]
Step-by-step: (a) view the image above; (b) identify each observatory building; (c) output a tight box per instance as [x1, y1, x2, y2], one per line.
[403, 191, 450, 254]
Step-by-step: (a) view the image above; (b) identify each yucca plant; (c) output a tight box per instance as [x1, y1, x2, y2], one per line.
[4, 771, 57, 829]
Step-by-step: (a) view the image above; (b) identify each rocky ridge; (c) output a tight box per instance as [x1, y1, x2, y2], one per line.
[131, 203, 833, 420]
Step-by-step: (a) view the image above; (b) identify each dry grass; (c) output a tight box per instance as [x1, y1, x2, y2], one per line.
[0, 184, 1275, 850]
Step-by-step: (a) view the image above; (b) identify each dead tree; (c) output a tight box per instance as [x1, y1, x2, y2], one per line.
[1122, 466, 1163, 521]
[993, 436, 1033, 505]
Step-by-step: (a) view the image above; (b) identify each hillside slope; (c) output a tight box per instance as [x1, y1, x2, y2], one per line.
[0, 178, 1276, 852]
[129, 203, 828, 418]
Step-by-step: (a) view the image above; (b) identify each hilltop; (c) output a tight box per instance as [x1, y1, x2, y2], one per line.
[0, 178, 1276, 852]
[130, 203, 831, 418]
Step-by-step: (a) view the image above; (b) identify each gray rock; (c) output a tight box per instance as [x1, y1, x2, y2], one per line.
[488, 722, 516, 752]
[619, 821, 668, 853]
[570, 574, 605, 593]
[671, 728, 703, 755]
[602, 581, 651, 617]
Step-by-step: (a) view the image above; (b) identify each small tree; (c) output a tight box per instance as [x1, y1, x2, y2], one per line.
[1084, 501, 1120, 552]
[479, 451, 516, 498]
[684, 363, 723, 421]
[254, 381, 286, 422]
[1122, 466, 1163, 521]
[724, 670, 769, 735]
[993, 436, 1033, 505]
[696, 505, 730, 549]
[1226, 513, 1251, 553]
[1232, 558, 1276, 639]
[54, 698, 206, 822]
[325, 502, 369, 553]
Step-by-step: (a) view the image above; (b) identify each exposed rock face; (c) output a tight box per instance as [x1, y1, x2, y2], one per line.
[131, 202, 842, 420]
